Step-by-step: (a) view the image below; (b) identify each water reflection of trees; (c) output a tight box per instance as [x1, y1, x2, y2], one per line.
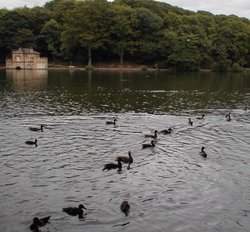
[3, 70, 249, 113]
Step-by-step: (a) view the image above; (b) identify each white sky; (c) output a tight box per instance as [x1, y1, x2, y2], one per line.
[0, 0, 250, 19]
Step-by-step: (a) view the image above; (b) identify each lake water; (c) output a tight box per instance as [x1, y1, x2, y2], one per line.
[0, 69, 250, 232]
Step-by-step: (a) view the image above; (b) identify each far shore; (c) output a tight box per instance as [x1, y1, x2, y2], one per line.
[0, 64, 213, 72]
[0, 65, 166, 72]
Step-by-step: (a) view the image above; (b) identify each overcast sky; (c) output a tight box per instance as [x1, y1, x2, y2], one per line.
[0, 0, 250, 19]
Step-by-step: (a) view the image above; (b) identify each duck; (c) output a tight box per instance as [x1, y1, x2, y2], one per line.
[103, 160, 122, 171]
[25, 139, 37, 147]
[142, 140, 155, 149]
[188, 118, 193, 126]
[199, 146, 207, 158]
[144, 130, 158, 139]
[29, 125, 44, 132]
[225, 113, 231, 121]
[120, 201, 130, 216]
[243, 106, 247, 111]
[63, 204, 86, 219]
[30, 216, 50, 232]
[116, 151, 133, 170]
[160, 128, 173, 135]
[196, 114, 205, 120]
[106, 118, 117, 125]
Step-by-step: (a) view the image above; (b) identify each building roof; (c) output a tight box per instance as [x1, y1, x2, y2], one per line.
[14, 48, 40, 55]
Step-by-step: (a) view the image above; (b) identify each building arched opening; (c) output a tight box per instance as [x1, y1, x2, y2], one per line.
[15, 66, 21, 70]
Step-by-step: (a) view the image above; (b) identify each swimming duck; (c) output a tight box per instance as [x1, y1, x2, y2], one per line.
[225, 113, 231, 121]
[29, 125, 44, 132]
[142, 140, 155, 149]
[116, 151, 133, 169]
[199, 146, 207, 158]
[103, 160, 122, 171]
[30, 216, 50, 232]
[25, 139, 37, 147]
[188, 118, 193, 126]
[63, 204, 86, 219]
[243, 106, 247, 111]
[120, 201, 130, 216]
[160, 128, 173, 134]
[144, 130, 158, 139]
[196, 114, 205, 120]
[106, 118, 117, 125]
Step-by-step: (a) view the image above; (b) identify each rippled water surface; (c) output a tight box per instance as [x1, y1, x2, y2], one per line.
[0, 70, 250, 232]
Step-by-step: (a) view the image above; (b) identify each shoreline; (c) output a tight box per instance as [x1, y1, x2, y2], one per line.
[0, 66, 166, 72]
[0, 63, 215, 72]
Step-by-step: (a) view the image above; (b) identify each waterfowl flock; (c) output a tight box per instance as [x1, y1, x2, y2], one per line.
[26, 107, 248, 231]
[25, 124, 45, 147]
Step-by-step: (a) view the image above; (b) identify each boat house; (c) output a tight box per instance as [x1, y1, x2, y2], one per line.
[6, 48, 48, 69]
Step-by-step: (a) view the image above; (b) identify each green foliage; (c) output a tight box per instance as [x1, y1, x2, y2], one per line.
[1, 0, 250, 71]
[231, 63, 244, 72]
[40, 19, 62, 58]
[15, 28, 35, 48]
[211, 59, 231, 72]
[61, 0, 112, 65]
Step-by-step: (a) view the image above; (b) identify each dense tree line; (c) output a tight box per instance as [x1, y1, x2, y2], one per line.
[1, 0, 250, 71]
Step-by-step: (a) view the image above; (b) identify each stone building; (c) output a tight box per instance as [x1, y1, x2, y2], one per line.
[6, 48, 48, 69]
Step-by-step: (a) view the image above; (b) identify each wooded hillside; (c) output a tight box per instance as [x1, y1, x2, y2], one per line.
[1, 0, 250, 71]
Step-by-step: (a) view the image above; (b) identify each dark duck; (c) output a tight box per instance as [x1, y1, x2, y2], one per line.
[106, 118, 117, 125]
[144, 130, 158, 139]
[63, 204, 86, 219]
[160, 128, 173, 135]
[116, 151, 133, 169]
[199, 146, 207, 158]
[225, 113, 231, 121]
[30, 216, 50, 232]
[103, 160, 122, 171]
[142, 140, 155, 149]
[29, 125, 44, 132]
[188, 118, 193, 126]
[25, 139, 37, 147]
[120, 201, 130, 216]
[196, 114, 205, 120]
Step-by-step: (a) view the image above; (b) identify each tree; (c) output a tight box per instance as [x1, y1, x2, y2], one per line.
[62, 0, 112, 66]
[168, 35, 204, 71]
[109, 3, 136, 65]
[0, 10, 32, 59]
[132, 7, 164, 63]
[40, 19, 62, 58]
